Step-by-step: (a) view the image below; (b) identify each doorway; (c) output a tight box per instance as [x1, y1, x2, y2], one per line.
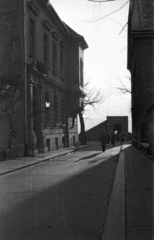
[113, 124, 122, 134]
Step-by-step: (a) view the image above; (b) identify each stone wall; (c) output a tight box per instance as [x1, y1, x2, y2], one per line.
[86, 116, 129, 142]
[86, 121, 107, 141]
[131, 38, 154, 142]
[148, 106, 154, 158]
[0, 0, 25, 158]
[0, 113, 10, 160]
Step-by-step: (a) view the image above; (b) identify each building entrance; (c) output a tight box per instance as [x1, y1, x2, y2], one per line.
[113, 124, 122, 134]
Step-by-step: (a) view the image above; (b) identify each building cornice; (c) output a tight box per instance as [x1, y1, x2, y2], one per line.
[37, 0, 69, 38]
[132, 30, 154, 38]
[27, 67, 68, 92]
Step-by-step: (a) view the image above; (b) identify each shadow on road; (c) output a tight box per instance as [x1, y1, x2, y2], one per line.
[0, 146, 120, 240]
[80, 141, 123, 152]
[74, 153, 102, 162]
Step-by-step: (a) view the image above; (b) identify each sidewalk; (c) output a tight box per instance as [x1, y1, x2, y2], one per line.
[102, 144, 154, 240]
[0, 144, 89, 176]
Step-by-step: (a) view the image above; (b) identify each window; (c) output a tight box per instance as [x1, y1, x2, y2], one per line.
[46, 138, 50, 150]
[44, 33, 49, 65]
[54, 95, 57, 125]
[55, 138, 58, 149]
[60, 50, 64, 79]
[62, 136, 65, 147]
[73, 136, 75, 146]
[29, 18, 35, 57]
[53, 43, 57, 74]
[80, 58, 83, 85]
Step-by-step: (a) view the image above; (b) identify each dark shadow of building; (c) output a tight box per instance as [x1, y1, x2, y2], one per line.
[127, 0, 154, 158]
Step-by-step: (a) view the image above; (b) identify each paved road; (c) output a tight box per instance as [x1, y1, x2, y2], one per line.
[0, 145, 120, 240]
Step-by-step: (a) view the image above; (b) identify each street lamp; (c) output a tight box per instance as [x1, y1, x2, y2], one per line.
[45, 92, 51, 108]
[45, 101, 50, 108]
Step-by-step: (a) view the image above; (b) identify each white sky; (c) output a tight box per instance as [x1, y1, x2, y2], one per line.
[50, 0, 132, 132]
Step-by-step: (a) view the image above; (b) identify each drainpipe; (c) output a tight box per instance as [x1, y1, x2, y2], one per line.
[24, 0, 28, 155]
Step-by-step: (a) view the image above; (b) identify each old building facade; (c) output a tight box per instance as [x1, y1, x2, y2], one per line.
[127, 0, 154, 157]
[0, 0, 88, 159]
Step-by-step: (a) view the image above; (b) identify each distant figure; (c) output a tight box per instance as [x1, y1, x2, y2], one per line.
[115, 132, 120, 145]
[107, 132, 110, 145]
[111, 132, 115, 147]
[100, 130, 108, 152]
[120, 132, 125, 145]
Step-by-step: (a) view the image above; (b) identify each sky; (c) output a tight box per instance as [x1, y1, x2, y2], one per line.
[49, 0, 132, 132]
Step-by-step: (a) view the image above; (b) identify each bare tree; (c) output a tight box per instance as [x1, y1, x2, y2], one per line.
[117, 76, 131, 94]
[79, 82, 106, 145]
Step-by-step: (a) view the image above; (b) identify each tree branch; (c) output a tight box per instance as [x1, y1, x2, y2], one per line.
[118, 78, 131, 94]
[107, 17, 124, 28]
[83, 82, 106, 111]
[119, 22, 128, 34]
[84, 1, 129, 23]
[119, 47, 127, 53]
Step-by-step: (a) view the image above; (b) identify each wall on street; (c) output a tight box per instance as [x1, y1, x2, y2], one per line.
[148, 105, 154, 158]
[86, 121, 107, 141]
[86, 116, 129, 142]
[0, 114, 10, 161]
[131, 37, 154, 142]
[0, 0, 25, 156]
[0, 0, 23, 75]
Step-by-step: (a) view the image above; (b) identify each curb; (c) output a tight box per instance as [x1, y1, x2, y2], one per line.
[0, 145, 90, 176]
[102, 146, 125, 240]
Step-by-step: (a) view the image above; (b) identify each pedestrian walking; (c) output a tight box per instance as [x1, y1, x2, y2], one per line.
[100, 130, 108, 152]
[107, 132, 110, 145]
[111, 131, 115, 147]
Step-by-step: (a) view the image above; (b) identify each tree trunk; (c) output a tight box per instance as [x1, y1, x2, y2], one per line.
[78, 112, 87, 145]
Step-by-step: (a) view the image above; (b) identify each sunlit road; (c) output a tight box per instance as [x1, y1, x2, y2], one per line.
[0, 144, 120, 240]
